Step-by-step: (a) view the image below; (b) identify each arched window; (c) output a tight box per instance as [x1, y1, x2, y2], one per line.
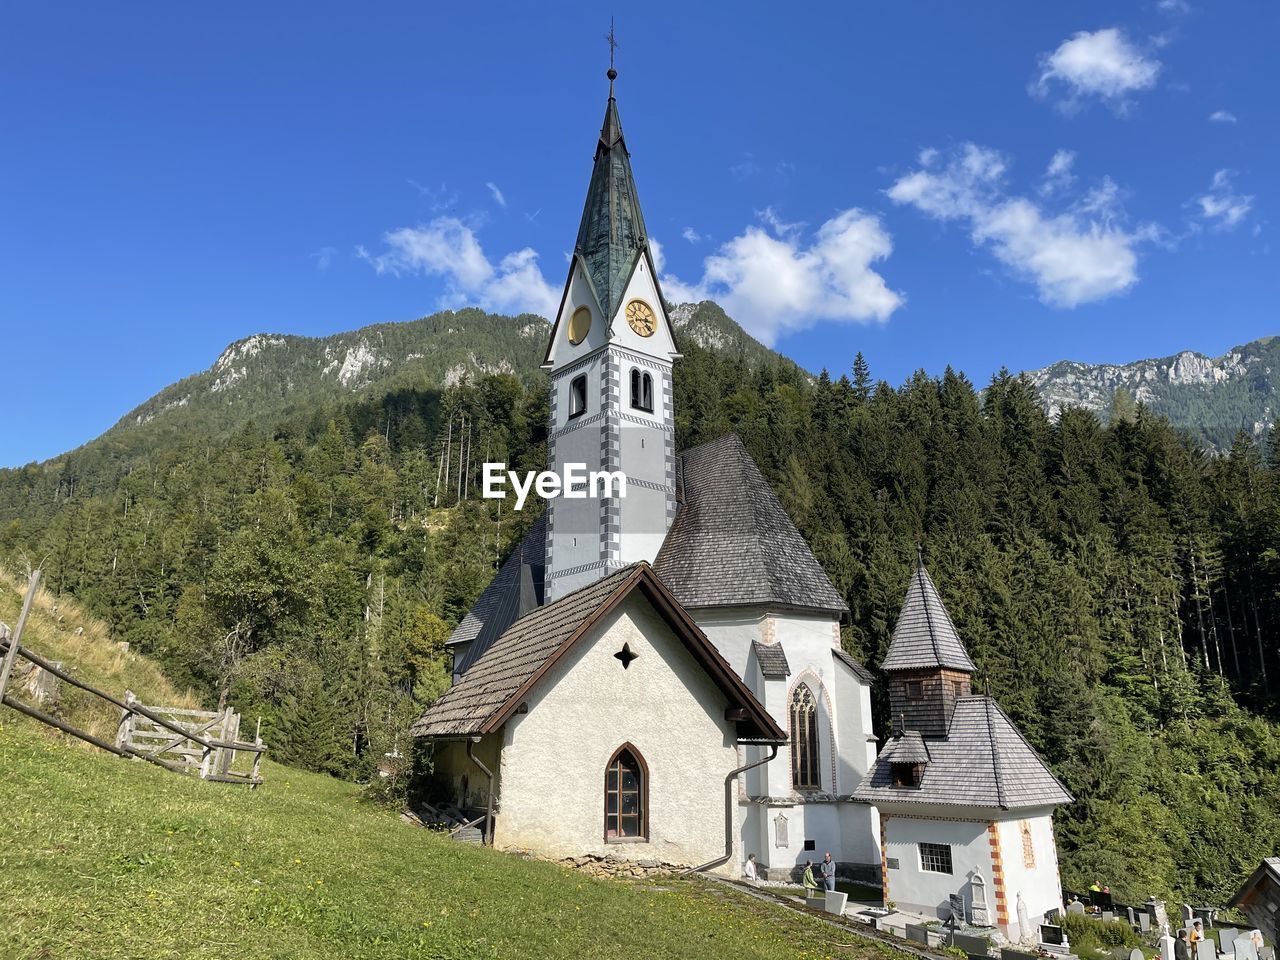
[605, 745, 647, 840]
[630, 368, 654, 412]
[790, 685, 821, 790]
[1020, 820, 1036, 869]
[569, 374, 587, 418]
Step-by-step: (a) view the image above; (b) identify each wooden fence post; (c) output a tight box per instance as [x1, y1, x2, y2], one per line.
[116, 689, 137, 751]
[0, 570, 40, 702]
[217, 707, 238, 776]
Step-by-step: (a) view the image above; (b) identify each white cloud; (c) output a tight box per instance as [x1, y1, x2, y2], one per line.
[681, 226, 701, 244]
[485, 182, 507, 208]
[1197, 170, 1253, 229]
[363, 217, 558, 317]
[1034, 28, 1160, 113]
[888, 143, 1159, 308]
[1209, 110, 1238, 124]
[312, 246, 336, 271]
[656, 209, 903, 345]
[1157, 0, 1190, 13]
[1040, 149, 1077, 195]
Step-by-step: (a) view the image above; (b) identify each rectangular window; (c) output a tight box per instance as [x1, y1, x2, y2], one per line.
[569, 375, 587, 418]
[905, 680, 923, 700]
[919, 842, 953, 874]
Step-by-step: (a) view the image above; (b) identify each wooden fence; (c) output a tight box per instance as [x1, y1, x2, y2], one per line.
[0, 571, 266, 787]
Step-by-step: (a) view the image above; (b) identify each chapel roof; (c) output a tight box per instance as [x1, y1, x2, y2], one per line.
[852, 695, 1073, 810]
[834, 648, 877, 685]
[654, 434, 849, 617]
[412, 562, 787, 743]
[880, 729, 931, 765]
[880, 560, 977, 674]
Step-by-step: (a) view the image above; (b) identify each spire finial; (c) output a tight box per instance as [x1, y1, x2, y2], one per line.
[915, 539, 924, 567]
[605, 17, 619, 94]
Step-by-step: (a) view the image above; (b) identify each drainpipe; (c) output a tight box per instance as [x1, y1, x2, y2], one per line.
[683, 742, 780, 875]
[466, 737, 495, 846]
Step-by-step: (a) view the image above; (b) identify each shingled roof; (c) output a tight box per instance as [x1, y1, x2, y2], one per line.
[852, 696, 1073, 810]
[833, 649, 877, 685]
[412, 563, 787, 743]
[654, 434, 849, 617]
[752, 640, 790, 680]
[880, 730, 931, 765]
[881, 562, 976, 674]
[446, 515, 546, 675]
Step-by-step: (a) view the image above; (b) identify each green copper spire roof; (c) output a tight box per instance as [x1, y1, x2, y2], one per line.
[574, 72, 649, 323]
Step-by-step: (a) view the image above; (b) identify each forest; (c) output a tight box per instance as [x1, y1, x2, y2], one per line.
[1, 334, 1278, 906]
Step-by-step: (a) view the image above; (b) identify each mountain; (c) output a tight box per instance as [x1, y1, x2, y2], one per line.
[1026, 335, 1279, 449]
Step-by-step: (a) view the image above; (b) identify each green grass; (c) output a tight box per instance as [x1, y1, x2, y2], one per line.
[0, 718, 900, 960]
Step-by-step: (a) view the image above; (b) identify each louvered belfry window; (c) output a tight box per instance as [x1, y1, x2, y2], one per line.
[791, 685, 821, 790]
[605, 746, 646, 840]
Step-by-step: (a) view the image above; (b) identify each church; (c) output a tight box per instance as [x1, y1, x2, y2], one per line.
[411, 67, 1071, 930]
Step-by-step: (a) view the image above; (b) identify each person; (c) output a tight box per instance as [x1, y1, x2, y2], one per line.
[744, 853, 758, 883]
[1089, 881, 1102, 893]
[802, 860, 816, 892]
[1175, 929, 1191, 960]
[1189, 921, 1204, 945]
[820, 852, 836, 892]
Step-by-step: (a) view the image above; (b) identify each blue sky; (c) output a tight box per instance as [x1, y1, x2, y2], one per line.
[2, 2, 1275, 466]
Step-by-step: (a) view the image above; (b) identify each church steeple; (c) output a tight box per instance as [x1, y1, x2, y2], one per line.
[573, 71, 650, 327]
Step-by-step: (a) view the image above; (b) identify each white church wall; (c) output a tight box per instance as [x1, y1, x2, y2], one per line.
[693, 607, 763, 678]
[994, 811, 1063, 937]
[495, 593, 740, 871]
[882, 814, 991, 920]
[544, 261, 608, 369]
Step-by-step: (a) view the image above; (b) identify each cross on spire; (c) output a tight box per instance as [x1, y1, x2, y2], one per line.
[605, 17, 619, 94]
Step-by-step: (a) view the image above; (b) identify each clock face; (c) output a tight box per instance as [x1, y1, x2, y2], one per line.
[568, 306, 591, 345]
[625, 299, 657, 337]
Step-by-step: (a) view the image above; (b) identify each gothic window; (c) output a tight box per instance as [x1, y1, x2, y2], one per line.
[605, 745, 647, 841]
[1020, 821, 1036, 869]
[919, 842, 953, 875]
[569, 375, 587, 418]
[630, 368, 654, 412]
[790, 685, 821, 790]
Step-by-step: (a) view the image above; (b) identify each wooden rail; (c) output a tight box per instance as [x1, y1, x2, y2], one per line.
[0, 571, 266, 787]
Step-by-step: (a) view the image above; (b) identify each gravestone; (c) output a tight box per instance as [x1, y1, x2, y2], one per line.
[951, 893, 967, 924]
[1141, 914, 1152, 933]
[1218, 929, 1240, 954]
[1002, 950, 1041, 960]
[951, 932, 992, 955]
[1198, 941, 1219, 960]
[1149, 900, 1171, 935]
[971, 871, 991, 927]
[1041, 925, 1066, 947]
[824, 890, 848, 916]
[1104, 911, 1116, 923]
[1233, 935, 1259, 960]
[1182, 906, 1197, 925]
[1131, 950, 1145, 960]
[1160, 935, 1177, 960]
[906, 924, 930, 945]
[1128, 908, 1138, 927]
[1068, 901, 1087, 916]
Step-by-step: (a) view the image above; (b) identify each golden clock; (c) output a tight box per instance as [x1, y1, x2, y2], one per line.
[568, 305, 591, 345]
[625, 299, 657, 337]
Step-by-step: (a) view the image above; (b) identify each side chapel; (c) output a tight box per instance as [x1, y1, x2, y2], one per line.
[411, 67, 1072, 926]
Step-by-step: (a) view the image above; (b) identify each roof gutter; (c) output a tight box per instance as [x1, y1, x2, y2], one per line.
[682, 742, 780, 876]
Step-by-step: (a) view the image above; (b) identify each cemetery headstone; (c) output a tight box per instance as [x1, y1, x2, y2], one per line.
[1198, 941, 1219, 960]
[1104, 911, 1116, 923]
[906, 924, 930, 945]
[1041, 925, 1066, 947]
[1002, 950, 1040, 960]
[1218, 929, 1240, 954]
[1160, 935, 1177, 960]
[1068, 901, 1087, 916]
[971, 871, 991, 927]
[1141, 914, 1152, 934]
[1128, 908, 1138, 928]
[1233, 935, 1259, 960]
[824, 890, 848, 916]
[1183, 906, 1196, 925]
[951, 932, 991, 955]
[1150, 900, 1171, 935]
[1130, 950, 1145, 960]
[951, 893, 967, 924]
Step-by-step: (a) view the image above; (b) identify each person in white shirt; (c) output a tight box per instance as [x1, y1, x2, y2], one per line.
[744, 853, 758, 883]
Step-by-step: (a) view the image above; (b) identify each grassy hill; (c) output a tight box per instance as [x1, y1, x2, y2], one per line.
[0, 719, 891, 960]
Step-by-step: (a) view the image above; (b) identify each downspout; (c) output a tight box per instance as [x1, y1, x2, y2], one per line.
[682, 742, 780, 875]
[466, 737, 496, 846]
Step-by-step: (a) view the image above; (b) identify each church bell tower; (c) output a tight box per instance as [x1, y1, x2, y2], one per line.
[541, 66, 680, 602]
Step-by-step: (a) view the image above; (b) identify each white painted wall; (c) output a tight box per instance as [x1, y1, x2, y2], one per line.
[995, 811, 1064, 939]
[883, 814, 991, 919]
[494, 593, 740, 871]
